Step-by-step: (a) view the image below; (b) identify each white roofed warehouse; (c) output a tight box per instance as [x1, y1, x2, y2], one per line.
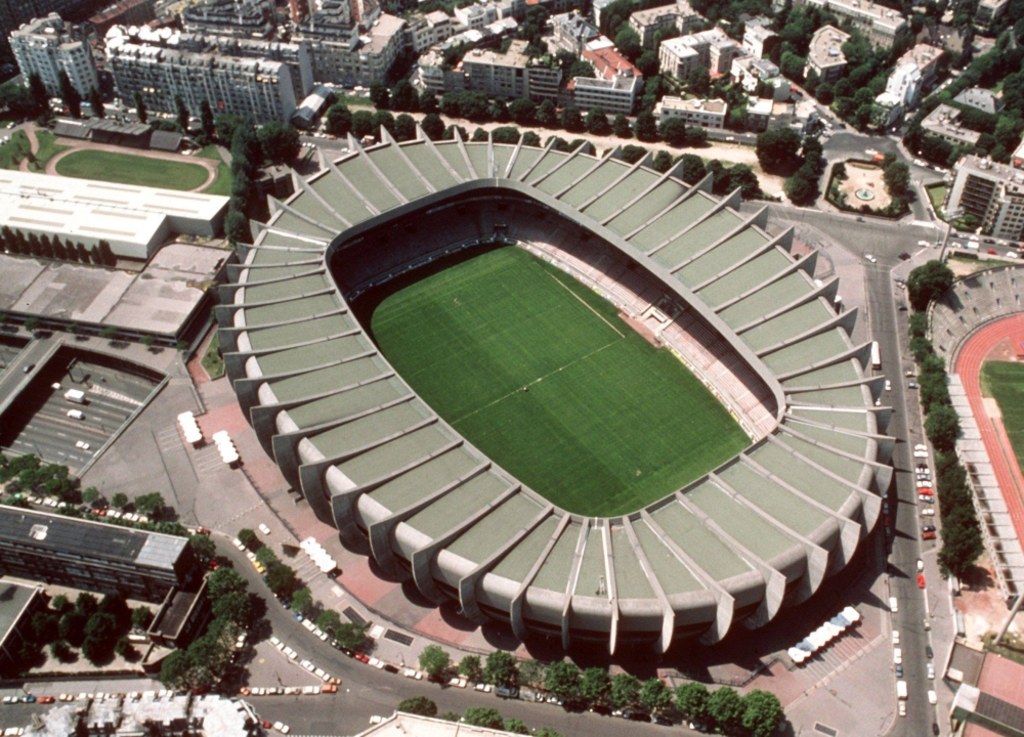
[218, 133, 890, 654]
[0, 170, 229, 259]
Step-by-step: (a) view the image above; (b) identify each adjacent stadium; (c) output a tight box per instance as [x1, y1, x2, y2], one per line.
[218, 133, 891, 653]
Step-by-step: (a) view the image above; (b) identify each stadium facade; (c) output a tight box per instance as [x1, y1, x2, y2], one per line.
[218, 132, 892, 653]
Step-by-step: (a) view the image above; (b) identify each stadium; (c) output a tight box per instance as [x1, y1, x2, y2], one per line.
[217, 131, 892, 654]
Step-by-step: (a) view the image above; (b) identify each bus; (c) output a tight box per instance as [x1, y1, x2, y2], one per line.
[871, 341, 881, 370]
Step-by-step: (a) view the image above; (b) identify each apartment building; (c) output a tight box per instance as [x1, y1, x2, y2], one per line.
[975, 0, 1008, 32]
[10, 13, 98, 97]
[571, 74, 641, 114]
[805, 0, 907, 48]
[89, 0, 158, 36]
[804, 25, 849, 83]
[0, 0, 92, 60]
[181, 0, 274, 39]
[292, 9, 404, 86]
[461, 39, 561, 101]
[653, 95, 727, 128]
[731, 56, 788, 99]
[921, 103, 982, 147]
[106, 28, 301, 122]
[409, 10, 456, 52]
[550, 10, 600, 55]
[946, 155, 1024, 241]
[629, 0, 701, 49]
[658, 27, 739, 80]
[176, 32, 315, 100]
[0, 505, 199, 602]
[742, 18, 777, 59]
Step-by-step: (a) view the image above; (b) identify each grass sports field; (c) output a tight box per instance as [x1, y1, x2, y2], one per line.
[371, 247, 748, 516]
[55, 149, 209, 190]
[982, 361, 1024, 468]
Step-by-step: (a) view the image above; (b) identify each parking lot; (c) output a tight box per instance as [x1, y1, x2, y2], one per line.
[0, 349, 161, 472]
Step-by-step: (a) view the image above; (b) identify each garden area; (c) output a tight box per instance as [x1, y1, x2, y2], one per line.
[197, 145, 232, 196]
[0, 130, 67, 172]
[826, 156, 911, 218]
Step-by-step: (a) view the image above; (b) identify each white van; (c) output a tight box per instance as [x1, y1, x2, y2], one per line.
[67, 409, 84, 420]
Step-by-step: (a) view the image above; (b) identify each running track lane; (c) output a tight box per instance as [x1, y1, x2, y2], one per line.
[954, 313, 1024, 550]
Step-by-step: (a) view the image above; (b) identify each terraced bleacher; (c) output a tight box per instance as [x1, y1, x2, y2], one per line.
[218, 132, 889, 654]
[930, 265, 1024, 361]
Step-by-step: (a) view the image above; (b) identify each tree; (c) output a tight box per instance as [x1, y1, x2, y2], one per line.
[686, 66, 711, 95]
[544, 661, 581, 701]
[59, 609, 87, 645]
[586, 108, 610, 135]
[200, 100, 215, 142]
[290, 587, 314, 617]
[659, 117, 688, 146]
[907, 260, 954, 311]
[331, 621, 369, 650]
[59, 71, 82, 118]
[131, 607, 153, 630]
[569, 60, 596, 78]
[707, 687, 744, 733]
[132, 91, 148, 123]
[159, 649, 192, 691]
[536, 99, 557, 127]
[883, 159, 911, 201]
[111, 493, 129, 509]
[237, 528, 259, 551]
[255, 546, 278, 567]
[259, 121, 301, 164]
[518, 659, 545, 689]
[679, 153, 707, 184]
[390, 80, 419, 112]
[28, 73, 48, 117]
[370, 83, 390, 109]
[462, 707, 504, 729]
[614, 27, 642, 61]
[175, 95, 190, 132]
[87, 87, 105, 119]
[560, 105, 585, 133]
[639, 678, 672, 715]
[939, 508, 983, 578]
[579, 667, 611, 707]
[610, 673, 640, 708]
[351, 110, 375, 139]
[756, 128, 802, 174]
[484, 650, 518, 687]
[189, 534, 216, 568]
[421, 112, 445, 141]
[419, 644, 451, 679]
[459, 655, 483, 681]
[926, 404, 961, 453]
[225, 210, 250, 246]
[785, 166, 820, 205]
[504, 718, 529, 734]
[264, 560, 299, 598]
[83, 487, 101, 504]
[394, 113, 417, 141]
[397, 696, 437, 716]
[419, 89, 439, 114]
[325, 103, 352, 137]
[612, 114, 632, 138]
[134, 492, 166, 518]
[81, 612, 120, 664]
[634, 111, 658, 142]
[509, 98, 537, 126]
[742, 690, 784, 737]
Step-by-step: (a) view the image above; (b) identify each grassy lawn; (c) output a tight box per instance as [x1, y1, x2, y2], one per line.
[197, 145, 232, 196]
[370, 247, 748, 516]
[981, 361, 1024, 469]
[926, 183, 947, 215]
[0, 129, 31, 169]
[55, 149, 209, 190]
[201, 332, 225, 379]
[33, 131, 68, 168]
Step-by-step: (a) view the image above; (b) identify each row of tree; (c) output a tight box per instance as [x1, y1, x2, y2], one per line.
[414, 646, 783, 735]
[1, 590, 151, 677]
[905, 261, 984, 579]
[0, 227, 117, 267]
[0, 454, 80, 503]
[159, 567, 258, 692]
[397, 696, 563, 736]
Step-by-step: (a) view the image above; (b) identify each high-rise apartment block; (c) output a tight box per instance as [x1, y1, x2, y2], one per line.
[946, 150, 1024, 241]
[292, 5, 404, 87]
[658, 27, 739, 80]
[105, 25, 310, 122]
[180, 0, 274, 39]
[10, 12, 98, 96]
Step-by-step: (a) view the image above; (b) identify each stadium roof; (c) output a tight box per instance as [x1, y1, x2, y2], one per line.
[0, 504, 188, 571]
[219, 132, 890, 651]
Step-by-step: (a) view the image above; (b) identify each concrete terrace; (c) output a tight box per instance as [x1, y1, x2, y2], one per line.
[216, 131, 892, 654]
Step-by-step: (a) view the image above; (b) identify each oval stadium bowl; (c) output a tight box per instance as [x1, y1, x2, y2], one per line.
[217, 131, 889, 654]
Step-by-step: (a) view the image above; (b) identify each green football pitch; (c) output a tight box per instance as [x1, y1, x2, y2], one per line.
[370, 246, 749, 517]
[982, 361, 1024, 469]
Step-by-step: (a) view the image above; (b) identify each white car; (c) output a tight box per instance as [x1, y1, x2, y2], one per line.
[917, 559, 925, 572]
[914, 444, 929, 459]
[928, 689, 937, 705]
[898, 701, 907, 717]
[889, 596, 899, 613]
[927, 663, 935, 679]
[885, 380, 892, 392]
[892, 630, 900, 645]
[258, 523, 271, 535]
[865, 254, 878, 263]
[270, 635, 281, 647]
[893, 647, 902, 665]
[273, 721, 291, 734]
[921, 508, 935, 516]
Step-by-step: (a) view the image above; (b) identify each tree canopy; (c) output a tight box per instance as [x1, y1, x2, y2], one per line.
[907, 260, 954, 311]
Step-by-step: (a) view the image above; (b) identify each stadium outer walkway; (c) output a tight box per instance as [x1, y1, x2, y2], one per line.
[955, 313, 1024, 559]
[186, 347, 896, 729]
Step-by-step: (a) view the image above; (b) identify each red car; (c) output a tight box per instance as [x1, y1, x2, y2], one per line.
[354, 652, 370, 664]
[917, 574, 926, 589]
[918, 487, 934, 496]
[922, 530, 937, 540]
[37, 696, 55, 704]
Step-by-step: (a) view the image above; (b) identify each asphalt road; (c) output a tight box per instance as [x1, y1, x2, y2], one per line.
[218, 539, 702, 737]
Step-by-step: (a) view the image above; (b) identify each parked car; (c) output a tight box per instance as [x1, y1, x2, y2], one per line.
[922, 530, 937, 540]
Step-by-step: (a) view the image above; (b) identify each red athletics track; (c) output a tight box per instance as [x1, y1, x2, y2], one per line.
[955, 313, 1024, 548]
